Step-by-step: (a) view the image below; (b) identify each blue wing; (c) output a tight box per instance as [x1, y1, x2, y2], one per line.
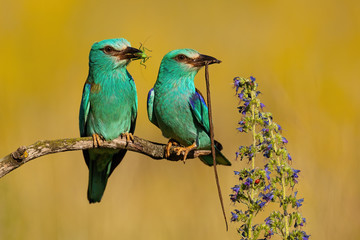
[189, 89, 210, 134]
[147, 88, 159, 127]
[79, 82, 91, 137]
[128, 71, 138, 135]
[189, 89, 231, 166]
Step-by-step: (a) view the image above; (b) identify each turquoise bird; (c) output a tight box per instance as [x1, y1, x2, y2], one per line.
[79, 38, 142, 203]
[147, 49, 231, 166]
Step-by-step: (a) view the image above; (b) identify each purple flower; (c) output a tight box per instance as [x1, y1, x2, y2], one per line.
[263, 150, 270, 158]
[260, 192, 274, 202]
[302, 231, 310, 240]
[237, 127, 244, 132]
[239, 120, 245, 125]
[262, 128, 269, 133]
[250, 76, 256, 82]
[282, 137, 288, 144]
[234, 171, 240, 175]
[295, 217, 306, 227]
[258, 201, 266, 208]
[260, 103, 265, 109]
[277, 124, 282, 131]
[296, 198, 304, 208]
[238, 93, 244, 100]
[244, 177, 253, 186]
[301, 217, 306, 226]
[288, 153, 292, 161]
[230, 194, 237, 202]
[231, 185, 240, 193]
[292, 168, 300, 183]
[233, 77, 241, 92]
[265, 229, 274, 238]
[231, 211, 239, 222]
[235, 152, 239, 159]
[264, 166, 271, 180]
[265, 217, 272, 226]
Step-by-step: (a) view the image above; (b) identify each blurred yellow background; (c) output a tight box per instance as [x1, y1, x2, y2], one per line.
[0, 0, 359, 239]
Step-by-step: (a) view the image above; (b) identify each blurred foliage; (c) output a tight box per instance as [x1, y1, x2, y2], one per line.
[0, 0, 359, 239]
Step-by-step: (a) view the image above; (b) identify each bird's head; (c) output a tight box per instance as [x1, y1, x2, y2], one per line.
[89, 38, 142, 70]
[159, 49, 221, 78]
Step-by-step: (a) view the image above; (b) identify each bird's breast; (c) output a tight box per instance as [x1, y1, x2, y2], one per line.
[87, 80, 136, 140]
[154, 90, 197, 145]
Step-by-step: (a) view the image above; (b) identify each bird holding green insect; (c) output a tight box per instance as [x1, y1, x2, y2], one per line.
[137, 42, 152, 68]
[147, 49, 231, 166]
[79, 38, 145, 203]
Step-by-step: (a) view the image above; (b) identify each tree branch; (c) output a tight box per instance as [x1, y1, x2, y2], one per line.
[0, 136, 211, 178]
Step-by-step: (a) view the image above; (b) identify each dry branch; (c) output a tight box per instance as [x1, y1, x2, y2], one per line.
[0, 135, 211, 178]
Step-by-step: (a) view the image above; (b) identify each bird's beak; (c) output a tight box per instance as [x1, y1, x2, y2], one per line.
[192, 54, 221, 67]
[118, 47, 143, 60]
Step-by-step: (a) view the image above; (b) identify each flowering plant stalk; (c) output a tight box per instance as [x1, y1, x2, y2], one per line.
[230, 76, 309, 240]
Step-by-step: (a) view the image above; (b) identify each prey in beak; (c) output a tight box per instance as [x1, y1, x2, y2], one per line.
[102, 46, 143, 60]
[173, 53, 221, 68]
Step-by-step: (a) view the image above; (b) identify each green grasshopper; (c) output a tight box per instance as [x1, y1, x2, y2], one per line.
[135, 42, 152, 68]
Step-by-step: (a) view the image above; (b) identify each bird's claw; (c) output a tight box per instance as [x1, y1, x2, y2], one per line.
[121, 132, 134, 143]
[92, 133, 103, 148]
[173, 142, 197, 163]
[165, 139, 179, 158]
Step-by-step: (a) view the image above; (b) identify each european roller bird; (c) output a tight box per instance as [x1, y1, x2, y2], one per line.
[79, 38, 142, 203]
[147, 49, 231, 166]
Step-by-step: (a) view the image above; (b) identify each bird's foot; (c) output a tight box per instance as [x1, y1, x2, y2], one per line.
[174, 142, 197, 163]
[92, 133, 103, 148]
[121, 132, 134, 143]
[165, 139, 180, 158]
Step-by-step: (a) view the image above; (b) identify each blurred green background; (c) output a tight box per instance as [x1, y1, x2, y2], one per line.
[0, 0, 359, 239]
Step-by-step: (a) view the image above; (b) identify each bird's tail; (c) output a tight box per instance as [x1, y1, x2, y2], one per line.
[199, 147, 231, 166]
[87, 159, 112, 203]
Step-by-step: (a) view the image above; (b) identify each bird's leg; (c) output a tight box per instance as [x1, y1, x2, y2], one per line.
[165, 139, 180, 158]
[174, 142, 197, 163]
[92, 133, 103, 148]
[121, 132, 134, 143]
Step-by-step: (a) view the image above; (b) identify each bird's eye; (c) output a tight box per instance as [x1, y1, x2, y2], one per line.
[103, 46, 114, 54]
[175, 54, 188, 62]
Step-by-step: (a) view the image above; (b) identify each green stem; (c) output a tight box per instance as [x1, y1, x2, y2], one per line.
[269, 119, 289, 239]
[248, 97, 257, 239]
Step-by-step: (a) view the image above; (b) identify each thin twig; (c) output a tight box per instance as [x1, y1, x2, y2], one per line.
[204, 64, 228, 231]
[0, 135, 212, 179]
